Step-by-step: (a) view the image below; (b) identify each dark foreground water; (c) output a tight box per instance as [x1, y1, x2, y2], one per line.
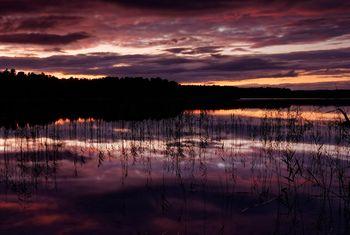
[1, 106, 350, 234]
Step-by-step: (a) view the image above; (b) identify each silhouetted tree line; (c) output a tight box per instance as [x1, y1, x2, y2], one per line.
[1, 69, 350, 127]
[0, 69, 179, 101]
[2, 69, 350, 102]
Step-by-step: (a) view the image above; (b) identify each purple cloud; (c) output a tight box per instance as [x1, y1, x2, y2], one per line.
[0, 32, 90, 45]
[0, 0, 349, 89]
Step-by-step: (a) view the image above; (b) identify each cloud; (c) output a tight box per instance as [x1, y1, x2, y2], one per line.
[0, 0, 349, 89]
[165, 46, 222, 55]
[102, 0, 350, 15]
[0, 15, 84, 34]
[201, 58, 285, 72]
[1, 47, 349, 86]
[251, 16, 350, 48]
[256, 70, 299, 78]
[103, 0, 232, 11]
[0, 0, 349, 51]
[0, 32, 90, 45]
[0, 0, 94, 15]
[15, 16, 83, 31]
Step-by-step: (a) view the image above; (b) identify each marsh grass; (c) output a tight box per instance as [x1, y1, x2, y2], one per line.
[0, 106, 350, 234]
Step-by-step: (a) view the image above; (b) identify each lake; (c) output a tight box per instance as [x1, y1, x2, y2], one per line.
[1, 106, 350, 234]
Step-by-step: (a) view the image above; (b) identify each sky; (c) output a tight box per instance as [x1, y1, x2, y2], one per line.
[0, 0, 350, 89]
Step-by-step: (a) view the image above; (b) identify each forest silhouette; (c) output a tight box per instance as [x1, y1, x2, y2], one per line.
[1, 69, 350, 127]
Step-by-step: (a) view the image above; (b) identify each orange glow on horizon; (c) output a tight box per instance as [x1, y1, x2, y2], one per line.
[191, 108, 349, 122]
[55, 118, 95, 125]
[181, 74, 350, 88]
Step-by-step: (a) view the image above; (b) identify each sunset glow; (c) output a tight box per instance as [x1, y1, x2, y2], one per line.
[0, 0, 349, 88]
[183, 74, 350, 89]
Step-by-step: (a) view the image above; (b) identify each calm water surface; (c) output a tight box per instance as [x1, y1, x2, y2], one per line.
[1, 106, 350, 234]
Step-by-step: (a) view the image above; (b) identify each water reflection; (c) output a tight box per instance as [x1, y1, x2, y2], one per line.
[1, 106, 350, 234]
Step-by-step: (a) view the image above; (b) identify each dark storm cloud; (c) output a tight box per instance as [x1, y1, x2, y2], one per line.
[201, 58, 284, 72]
[1, 0, 346, 20]
[0, 0, 349, 15]
[1, 48, 350, 83]
[256, 70, 299, 79]
[0, 32, 90, 45]
[0, 0, 349, 88]
[15, 16, 83, 31]
[251, 16, 350, 48]
[0, 0, 348, 17]
[102, 0, 350, 14]
[0, 16, 83, 32]
[0, 0, 94, 15]
[152, 57, 192, 65]
[273, 48, 350, 61]
[165, 48, 189, 54]
[0, 0, 349, 50]
[103, 0, 232, 11]
[165, 46, 222, 55]
[0, 0, 43, 14]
